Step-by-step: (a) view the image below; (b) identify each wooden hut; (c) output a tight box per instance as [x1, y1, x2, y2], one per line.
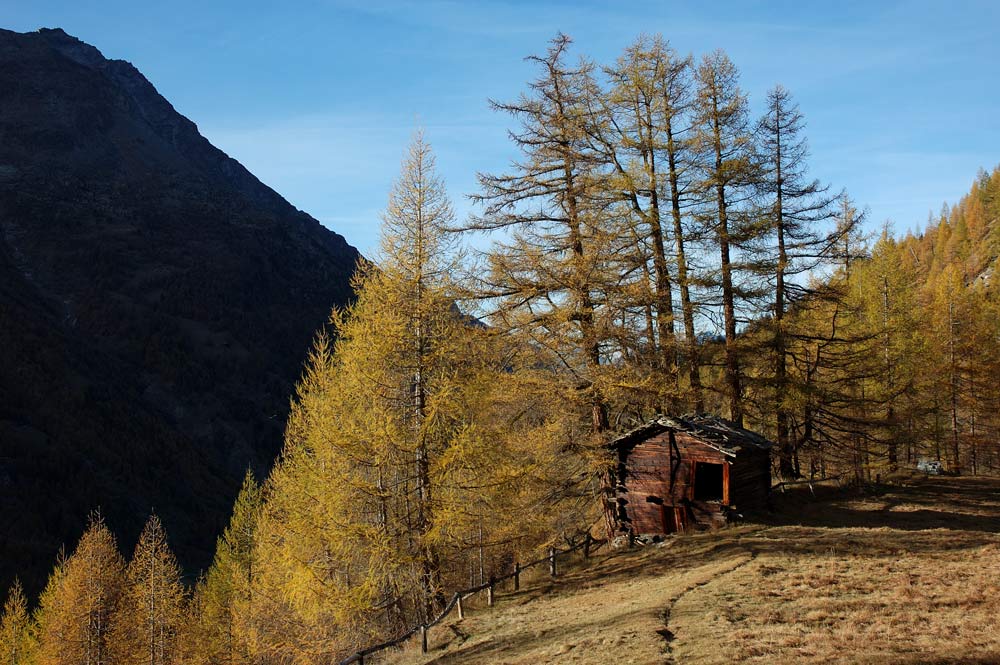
[605, 415, 773, 536]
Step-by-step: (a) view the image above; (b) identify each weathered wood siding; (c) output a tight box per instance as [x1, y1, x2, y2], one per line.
[727, 448, 771, 512]
[615, 430, 770, 534]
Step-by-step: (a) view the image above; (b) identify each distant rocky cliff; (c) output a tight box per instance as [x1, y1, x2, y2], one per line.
[0, 27, 360, 595]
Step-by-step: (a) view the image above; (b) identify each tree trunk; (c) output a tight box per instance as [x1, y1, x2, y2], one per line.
[564, 161, 608, 434]
[772, 102, 793, 477]
[949, 300, 961, 474]
[711, 97, 743, 426]
[664, 116, 703, 413]
[884, 276, 898, 470]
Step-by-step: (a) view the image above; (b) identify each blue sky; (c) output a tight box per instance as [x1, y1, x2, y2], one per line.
[4, 0, 999, 255]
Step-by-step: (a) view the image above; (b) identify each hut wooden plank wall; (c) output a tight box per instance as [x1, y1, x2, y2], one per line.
[606, 416, 773, 536]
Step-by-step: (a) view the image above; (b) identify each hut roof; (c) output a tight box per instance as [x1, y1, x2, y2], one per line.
[609, 415, 774, 457]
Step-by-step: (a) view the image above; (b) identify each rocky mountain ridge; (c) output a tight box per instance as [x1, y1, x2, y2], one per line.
[0, 27, 360, 595]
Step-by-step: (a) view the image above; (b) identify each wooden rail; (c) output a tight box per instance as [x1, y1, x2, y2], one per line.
[338, 534, 606, 664]
[772, 474, 846, 496]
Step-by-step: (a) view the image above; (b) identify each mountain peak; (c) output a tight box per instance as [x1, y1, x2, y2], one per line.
[34, 26, 108, 68]
[0, 28, 360, 596]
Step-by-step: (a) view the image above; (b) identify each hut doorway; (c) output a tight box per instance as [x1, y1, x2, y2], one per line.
[693, 462, 725, 502]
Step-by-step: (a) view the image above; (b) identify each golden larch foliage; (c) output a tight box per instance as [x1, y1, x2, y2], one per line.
[34, 513, 124, 665]
[0, 579, 33, 665]
[108, 515, 186, 665]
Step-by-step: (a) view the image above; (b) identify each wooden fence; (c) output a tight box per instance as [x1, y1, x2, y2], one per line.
[337, 534, 606, 664]
[772, 473, 847, 496]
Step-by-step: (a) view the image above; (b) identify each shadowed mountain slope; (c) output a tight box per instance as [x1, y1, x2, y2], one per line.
[0, 27, 360, 596]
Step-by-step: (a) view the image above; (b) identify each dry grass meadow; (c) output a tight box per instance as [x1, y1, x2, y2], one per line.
[386, 476, 1000, 664]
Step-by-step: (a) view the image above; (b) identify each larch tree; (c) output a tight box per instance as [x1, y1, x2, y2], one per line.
[925, 265, 971, 474]
[362, 129, 465, 624]
[882, 237, 924, 471]
[591, 35, 685, 411]
[0, 580, 33, 665]
[652, 40, 704, 413]
[251, 326, 396, 662]
[109, 515, 186, 665]
[252, 132, 476, 658]
[34, 513, 124, 665]
[959, 277, 1000, 474]
[590, 35, 707, 414]
[789, 196, 874, 476]
[754, 84, 849, 477]
[252, 132, 588, 662]
[468, 33, 615, 434]
[181, 470, 261, 665]
[692, 49, 759, 426]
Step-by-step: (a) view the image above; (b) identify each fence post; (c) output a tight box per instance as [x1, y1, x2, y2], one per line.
[514, 562, 521, 591]
[549, 547, 557, 577]
[457, 593, 464, 619]
[487, 575, 495, 607]
[420, 624, 428, 654]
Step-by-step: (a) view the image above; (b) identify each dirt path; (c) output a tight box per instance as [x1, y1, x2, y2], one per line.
[658, 549, 757, 663]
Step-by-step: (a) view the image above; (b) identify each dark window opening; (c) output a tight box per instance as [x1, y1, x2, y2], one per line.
[693, 462, 724, 502]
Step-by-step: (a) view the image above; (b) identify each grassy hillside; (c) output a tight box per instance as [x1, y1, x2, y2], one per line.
[387, 477, 1000, 664]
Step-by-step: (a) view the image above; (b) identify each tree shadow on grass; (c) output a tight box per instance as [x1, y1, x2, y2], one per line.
[759, 476, 1000, 535]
